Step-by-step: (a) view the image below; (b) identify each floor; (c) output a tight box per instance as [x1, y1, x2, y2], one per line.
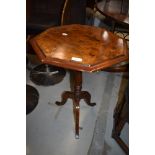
[26, 58, 128, 155]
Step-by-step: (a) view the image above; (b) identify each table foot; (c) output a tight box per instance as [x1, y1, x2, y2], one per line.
[80, 91, 96, 106]
[55, 91, 74, 106]
[75, 134, 79, 139]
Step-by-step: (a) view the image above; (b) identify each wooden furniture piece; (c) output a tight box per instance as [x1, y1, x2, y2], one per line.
[112, 77, 129, 154]
[95, 0, 129, 32]
[30, 24, 128, 138]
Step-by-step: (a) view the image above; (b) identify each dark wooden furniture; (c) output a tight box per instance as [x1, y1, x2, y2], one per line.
[30, 24, 128, 138]
[112, 78, 129, 154]
[95, 0, 129, 32]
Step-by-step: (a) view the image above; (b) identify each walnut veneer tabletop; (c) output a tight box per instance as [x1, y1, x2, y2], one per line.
[30, 24, 128, 72]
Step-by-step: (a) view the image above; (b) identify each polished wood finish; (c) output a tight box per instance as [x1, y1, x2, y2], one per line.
[30, 24, 128, 72]
[56, 71, 96, 138]
[30, 24, 128, 138]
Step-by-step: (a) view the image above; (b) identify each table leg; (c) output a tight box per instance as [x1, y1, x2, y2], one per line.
[55, 70, 96, 139]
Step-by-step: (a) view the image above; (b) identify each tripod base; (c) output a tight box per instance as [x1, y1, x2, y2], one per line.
[56, 71, 96, 138]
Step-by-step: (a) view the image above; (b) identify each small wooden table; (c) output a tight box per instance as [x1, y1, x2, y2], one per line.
[30, 24, 128, 138]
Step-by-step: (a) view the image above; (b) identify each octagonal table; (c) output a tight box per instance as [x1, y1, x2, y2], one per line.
[30, 24, 128, 138]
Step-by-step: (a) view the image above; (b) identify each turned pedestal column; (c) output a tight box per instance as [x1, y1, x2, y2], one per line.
[56, 70, 96, 138]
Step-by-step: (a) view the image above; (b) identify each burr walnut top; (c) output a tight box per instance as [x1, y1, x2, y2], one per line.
[30, 24, 128, 72]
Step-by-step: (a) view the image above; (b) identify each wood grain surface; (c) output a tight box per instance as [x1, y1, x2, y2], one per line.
[30, 24, 128, 72]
